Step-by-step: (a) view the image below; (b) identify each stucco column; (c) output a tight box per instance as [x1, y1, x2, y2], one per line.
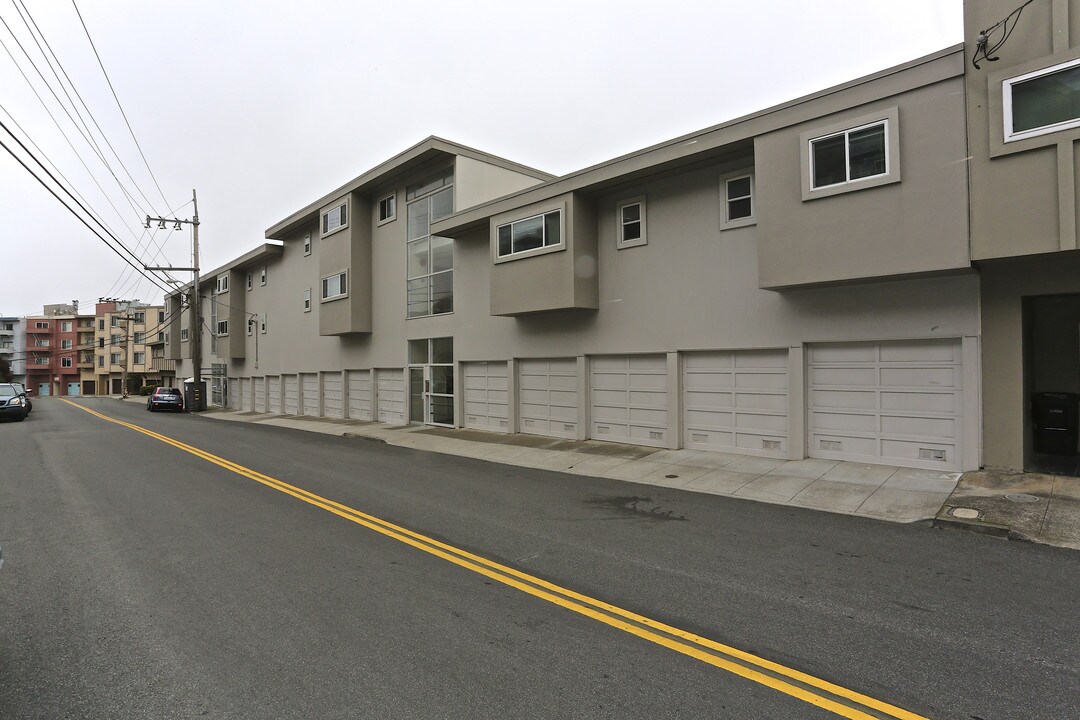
[787, 345, 805, 460]
[666, 352, 680, 450]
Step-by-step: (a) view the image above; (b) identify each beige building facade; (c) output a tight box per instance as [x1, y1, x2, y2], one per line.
[94, 301, 167, 395]
[171, 45, 990, 473]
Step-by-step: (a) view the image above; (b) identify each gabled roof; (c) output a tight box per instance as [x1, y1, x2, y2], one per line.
[264, 136, 554, 240]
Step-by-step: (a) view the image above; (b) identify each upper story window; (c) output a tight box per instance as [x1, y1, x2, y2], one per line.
[406, 168, 454, 318]
[134, 311, 145, 324]
[61, 357, 73, 368]
[61, 339, 73, 350]
[97, 355, 104, 367]
[111, 316, 119, 327]
[134, 331, 145, 344]
[497, 210, 562, 259]
[322, 201, 348, 236]
[216, 275, 229, 293]
[35, 356, 48, 365]
[322, 271, 348, 301]
[721, 173, 755, 228]
[158, 310, 165, 323]
[181, 328, 189, 341]
[260, 266, 267, 286]
[110, 352, 121, 364]
[246, 272, 253, 291]
[35, 321, 48, 329]
[303, 233, 312, 256]
[134, 352, 145, 365]
[98, 319, 105, 330]
[616, 197, 646, 249]
[60, 321, 72, 332]
[378, 194, 397, 225]
[216, 320, 229, 336]
[1004, 57, 1080, 142]
[303, 288, 311, 312]
[811, 120, 887, 189]
[34, 338, 49, 347]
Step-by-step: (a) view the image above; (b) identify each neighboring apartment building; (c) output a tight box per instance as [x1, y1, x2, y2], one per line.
[170, 43, 983, 473]
[23, 305, 88, 397]
[93, 301, 167, 395]
[0, 316, 22, 384]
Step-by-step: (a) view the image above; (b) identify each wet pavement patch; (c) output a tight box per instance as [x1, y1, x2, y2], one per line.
[585, 495, 687, 522]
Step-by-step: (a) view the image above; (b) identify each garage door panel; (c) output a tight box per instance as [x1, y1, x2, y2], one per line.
[254, 378, 266, 412]
[685, 373, 733, 391]
[629, 390, 666, 407]
[592, 404, 628, 423]
[686, 353, 733, 370]
[630, 407, 667, 425]
[738, 412, 786, 432]
[685, 408, 733, 427]
[323, 374, 343, 419]
[628, 426, 667, 443]
[880, 367, 959, 388]
[628, 373, 666, 391]
[880, 391, 958, 413]
[267, 376, 281, 413]
[518, 359, 578, 439]
[283, 376, 298, 414]
[736, 432, 786, 452]
[347, 370, 372, 420]
[812, 389, 877, 409]
[881, 439, 953, 463]
[376, 369, 405, 424]
[880, 414, 957, 438]
[811, 410, 877, 432]
[734, 372, 788, 390]
[880, 341, 959, 362]
[590, 354, 668, 448]
[809, 345, 877, 363]
[241, 379, 252, 411]
[810, 367, 878, 386]
[735, 350, 788, 368]
[591, 357, 627, 373]
[686, 390, 733, 409]
[736, 392, 786, 411]
[812, 433, 879, 456]
[462, 362, 509, 433]
[590, 373, 626, 390]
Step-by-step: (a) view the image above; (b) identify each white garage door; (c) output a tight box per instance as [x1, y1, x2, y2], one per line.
[283, 375, 299, 414]
[591, 355, 668, 448]
[254, 377, 266, 412]
[463, 361, 509, 432]
[323, 372, 343, 419]
[227, 377, 239, 409]
[376, 368, 405, 424]
[240, 378, 252, 412]
[683, 349, 789, 458]
[519, 358, 578, 439]
[267, 376, 281, 413]
[347, 369, 372, 420]
[808, 340, 963, 471]
[301, 373, 319, 416]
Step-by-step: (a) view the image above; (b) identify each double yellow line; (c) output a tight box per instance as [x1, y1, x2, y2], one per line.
[63, 399, 931, 720]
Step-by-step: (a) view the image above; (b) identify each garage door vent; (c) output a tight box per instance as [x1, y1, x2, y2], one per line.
[820, 439, 843, 451]
[692, 433, 708, 442]
[762, 439, 781, 450]
[919, 448, 947, 461]
[649, 431, 663, 440]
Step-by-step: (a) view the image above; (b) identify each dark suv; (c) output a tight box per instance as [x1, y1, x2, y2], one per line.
[0, 383, 30, 421]
[147, 387, 184, 412]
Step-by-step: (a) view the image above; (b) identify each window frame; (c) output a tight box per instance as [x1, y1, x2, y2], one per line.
[133, 351, 145, 365]
[259, 314, 267, 334]
[260, 266, 267, 286]
[321, 271, 348, 303]
[246, 272, 253, 291]
[110, 352, 121, 365]
[60, 321, 72, 332]
[378, 194, 397, 225]
[303, 288, 311, 313]
[616, 195, 647, 249]
[61, 339, 73, 350]
[1003, 55, 1080, 143]
[303, 232, 312, 256]
[181, 328, 189, 342]
[799, 107, 900, 201]
[493, 205, 565, 262]
[216, 319, 229, 337]
[721, 172, 756, 230]
[35, 321, 48, 329]
[61, 357, 73, 368]
[247, 318, 254, 336]
[321, 201, 348, 238]
[216, 275, 229, 294]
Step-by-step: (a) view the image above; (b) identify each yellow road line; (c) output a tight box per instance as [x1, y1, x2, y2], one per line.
[62, 399, 932, 720]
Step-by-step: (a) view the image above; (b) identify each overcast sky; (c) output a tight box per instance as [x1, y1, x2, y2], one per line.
[0, 0, 963, 317]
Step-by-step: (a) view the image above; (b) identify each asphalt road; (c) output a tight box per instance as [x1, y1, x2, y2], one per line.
[1, 397, 1078, 719]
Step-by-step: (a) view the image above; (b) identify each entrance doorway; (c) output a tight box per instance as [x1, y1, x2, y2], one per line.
[1024, 293, 1080, 473]
[408, 337, 454, 426]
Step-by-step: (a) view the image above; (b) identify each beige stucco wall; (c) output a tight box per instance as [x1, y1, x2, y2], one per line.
[455, 156, 546, 211]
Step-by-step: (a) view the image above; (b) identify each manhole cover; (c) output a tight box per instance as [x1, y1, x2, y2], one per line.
[665, 474, 679, 479]
[950, 507, 981, 520]
[1004, 493, 1041, 504]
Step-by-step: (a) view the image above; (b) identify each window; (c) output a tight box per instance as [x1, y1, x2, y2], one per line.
[322, 201, 348, 236]
[303, 288, 311, 312]
[98, 319, 105, 330]
[60, 321, 72, 332]
[111, 334, 120, 347]
[98, 355, 104, 367]
[98, 337, 105, 348]
[111, 316, 119, 327]
[321, 272, 347, 301]
[616, 197, 646, 248]
[247, 318, 254, 336]
[246, 272, 253, 291]
[378, 194, 397, 224]
[110, 352, 121, 364]
[260, 266, 266, 286]
[303, 233, 312, 255]
[181, 328, 189, 341]
[132, 332, 144, 344]
[216, 275, 229, 293]
[722, 173, 755, 227]
[158, 332, 164, 342]
[406, 175, 454, 318]
[810, 121, 887, 190]
[61, 357, 72, 368]
[496, 210, 562, 259]
[158, 310, 165, 323]
[134, 311, 145, 324]
[259, 314, 267, 334]
[134, 352, 145, 365]
[34, 338, 49, 347]
[1004, 57, 1080, 142]
[61, 339, 73, 350]
[35, 356, 48, 365]
[35, 321, 48, 329]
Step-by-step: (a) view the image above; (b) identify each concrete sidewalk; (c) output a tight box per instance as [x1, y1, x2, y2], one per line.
[189, 405, 961, 524]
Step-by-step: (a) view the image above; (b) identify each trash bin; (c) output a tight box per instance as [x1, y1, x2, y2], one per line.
[1033, 392, 1080, 455]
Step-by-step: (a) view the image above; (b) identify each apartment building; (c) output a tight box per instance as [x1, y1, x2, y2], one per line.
[93, 301, 167, 395]
[0, 316, 22, 385]
[170, 41, 987, 474]
[24, 305, 87, 396]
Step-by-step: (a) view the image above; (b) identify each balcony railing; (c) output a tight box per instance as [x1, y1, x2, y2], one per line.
[151, 357, 176, 372]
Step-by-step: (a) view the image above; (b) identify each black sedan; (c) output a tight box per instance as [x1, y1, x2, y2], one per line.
[0, 383, 29, 421]
[147, 387, 184, 412]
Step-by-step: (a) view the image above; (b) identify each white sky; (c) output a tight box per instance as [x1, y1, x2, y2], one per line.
[0, 0, 964, 317]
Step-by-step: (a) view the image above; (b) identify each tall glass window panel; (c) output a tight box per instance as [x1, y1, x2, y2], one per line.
[1011, 64, 1080, 134]
[405, 181, 453, 318]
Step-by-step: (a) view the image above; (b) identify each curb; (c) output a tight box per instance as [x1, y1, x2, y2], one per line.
[932, 516, 1013, 539]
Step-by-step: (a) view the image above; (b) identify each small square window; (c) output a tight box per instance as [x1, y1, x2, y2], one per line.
[721, 173, 755, 229]
[322, 202, 348, 236]
[378, 194, 397, 225]
[61, 357, 72, 368]
[303, 288, 311, 312]
[303, 233, 312, 256]
[616, 196, 646, 249]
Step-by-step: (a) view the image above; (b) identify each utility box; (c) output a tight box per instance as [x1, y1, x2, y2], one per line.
[1033, 392, 1079, 455]
[185, 380, 206, 413]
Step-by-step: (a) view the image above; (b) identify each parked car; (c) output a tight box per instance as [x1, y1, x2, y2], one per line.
[0, 383, 29, 421]
[147, 387, 184, 412]
[11, 383, 31, 413]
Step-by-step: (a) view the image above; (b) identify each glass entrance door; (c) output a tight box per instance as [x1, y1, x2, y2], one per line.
[408, 337, 454, 427]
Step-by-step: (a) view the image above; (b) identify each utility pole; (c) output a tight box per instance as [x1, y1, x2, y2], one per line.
[145, 188, 202, 411]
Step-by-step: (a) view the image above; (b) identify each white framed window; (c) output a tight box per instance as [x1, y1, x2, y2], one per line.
[60, 321, 72, 332]
[110, 352, 121, 364]
[496, 209, 563, 260]
[321, 272, 348, 301]
[35, 321, 48, 329]
[247, 318, 254, 336]
[134, 332, 145, 344]
[134, 311, 145, 323]
[111, 334, 120, 346]
[217, 320, 229, 336]
[303, 288, 311, 312]
[134, 352, 145, 365]
[721, 173, 755, 228]
[1004, 57, 1080, 142]
[259, 314, 267, 334]
[616, 196, 646, 249]
[303, 233, 312, 256]
[247, 272, 253, 291]
[406, 180, 455, 318]
[260, 266, 266, 286]
[111, 316, 119, 327]
[378, 194, 397, 225]
[810, 120, 887, 189]
[181, 328, 189, 341]
[321, 201, 348, 236]
[35, 356, 48, 365]
[34, 338, 49, 347]
[61, 357, 72, 368]
[61, 339, 73, 350]
[216, 275, 229, 293]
